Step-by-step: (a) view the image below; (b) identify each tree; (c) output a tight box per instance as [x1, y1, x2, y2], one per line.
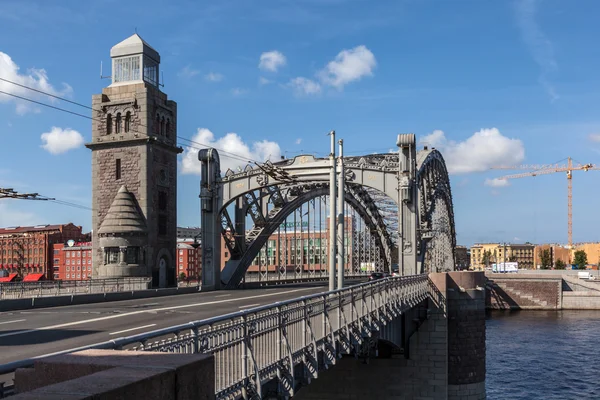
[573, 250, 588, 270]
[482, 250, 492, 268]
[554, 259, 566, 270]
[540, 249, 552, 270]
[178, 272, 186, 281]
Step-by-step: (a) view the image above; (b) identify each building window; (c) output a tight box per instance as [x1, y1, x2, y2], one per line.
[143, 57, 158, 86]
[160, 116, 165, 136]
[125, 111, 131, 133]
[115, 113, 122, 134]
[155, 114, 160, 135]
[114, 56, 140, 82]
[107, 114, 112, 135]
[104, 247, 119, 264]
[126, 247, 140, 264]
[166, 119, 170, 138]
[116, 159, 121, 180]
[82, 274, 86, 279]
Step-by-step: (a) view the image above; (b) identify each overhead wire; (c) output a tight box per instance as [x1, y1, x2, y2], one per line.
[0, 77, 261, 165]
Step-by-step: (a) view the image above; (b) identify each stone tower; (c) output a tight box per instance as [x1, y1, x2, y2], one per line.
[86, 34, 181, 288]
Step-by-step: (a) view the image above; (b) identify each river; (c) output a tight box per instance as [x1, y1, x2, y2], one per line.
[486, 310, 600, 399]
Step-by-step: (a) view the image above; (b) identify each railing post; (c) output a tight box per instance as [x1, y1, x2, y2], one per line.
[241, 315, 249, 400]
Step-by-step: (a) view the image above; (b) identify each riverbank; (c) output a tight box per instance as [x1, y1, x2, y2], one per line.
[485, 272, 600, 310]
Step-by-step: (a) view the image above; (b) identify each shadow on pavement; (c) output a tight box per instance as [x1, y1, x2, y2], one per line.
[0, 329, 100, 346]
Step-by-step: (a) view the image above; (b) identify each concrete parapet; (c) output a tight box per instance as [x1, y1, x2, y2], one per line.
[12, 349, 214, 400]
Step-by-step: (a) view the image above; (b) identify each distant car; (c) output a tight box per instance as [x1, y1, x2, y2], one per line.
[368, 272, 386, 281]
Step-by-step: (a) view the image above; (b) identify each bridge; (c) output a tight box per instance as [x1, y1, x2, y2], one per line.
[199, 133, 455, 290]
[0, 134, 486, 400]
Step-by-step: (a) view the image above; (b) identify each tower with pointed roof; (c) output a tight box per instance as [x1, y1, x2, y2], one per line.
[86, 34, 182, 287]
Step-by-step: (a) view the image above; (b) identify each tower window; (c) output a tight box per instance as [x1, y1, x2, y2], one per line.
[104, 247, 119, 264]
[126, 247, 140, 264]
[125, 111, 131, 133]
[166, 118, 170, 138]
[116, 159, 121, 180]
[155, 114, 160, 135]
[106, 114, 112, 135]
[158, 191, 167, 211]
[160, 116, 165, 136]
[115, 113, 122, 134]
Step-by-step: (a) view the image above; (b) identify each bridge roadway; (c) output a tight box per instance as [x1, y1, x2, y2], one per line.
[0, 281, 363, 368]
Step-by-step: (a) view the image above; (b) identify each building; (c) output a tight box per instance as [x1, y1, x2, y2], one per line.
[177, 227, 201, 240]
[53, 241, 93, 280]
[86, 34, 181, 288]
[0, 224, 87, 280]
[533, 244, 571, 269]
[222, 216, 361, 275]
[470, 242, 535, 270]
[454, 245, 470, 270]
[177, 242, 201, 281]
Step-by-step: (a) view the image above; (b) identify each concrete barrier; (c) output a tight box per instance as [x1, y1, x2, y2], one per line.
[0, 286, 201, 312]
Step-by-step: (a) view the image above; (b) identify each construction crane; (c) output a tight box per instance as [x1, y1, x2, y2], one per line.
[490, 157, 600, 250]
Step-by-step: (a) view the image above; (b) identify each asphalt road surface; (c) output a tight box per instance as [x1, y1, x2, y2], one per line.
[0, 282, 355, 367]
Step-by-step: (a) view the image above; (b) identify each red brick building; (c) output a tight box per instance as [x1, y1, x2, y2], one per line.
[0, 223, 87, 281]
[53, 241, 93, 281]
[177, 241, 201, 281]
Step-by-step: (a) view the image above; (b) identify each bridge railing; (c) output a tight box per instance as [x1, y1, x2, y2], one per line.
[0, 275, 428, 399]
[0, 277, 151, 300]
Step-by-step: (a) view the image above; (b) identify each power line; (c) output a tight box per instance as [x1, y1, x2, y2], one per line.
[0, 77, 264, 165]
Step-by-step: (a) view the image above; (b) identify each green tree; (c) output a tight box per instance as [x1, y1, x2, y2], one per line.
[573, 250, 588, 270]
[178, 272, 187, 281]
[481, 250, 492, 267]
[540, 249, 552, 270]
[554, 259, 566, 270]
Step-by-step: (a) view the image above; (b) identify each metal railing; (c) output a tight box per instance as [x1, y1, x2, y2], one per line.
[0, 277, 151, 300]
[0, 274, 428, 399]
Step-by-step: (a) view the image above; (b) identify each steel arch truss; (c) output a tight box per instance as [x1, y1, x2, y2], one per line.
[416, 150, 456, 273]
[199, 143, 457, 290]
[219, 182, 394, 288]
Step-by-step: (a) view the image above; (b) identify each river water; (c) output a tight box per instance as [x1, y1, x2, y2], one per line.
[486, 310, 600, 399]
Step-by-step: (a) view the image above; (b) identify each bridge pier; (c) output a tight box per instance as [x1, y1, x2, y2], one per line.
[294, 272, 486, 400]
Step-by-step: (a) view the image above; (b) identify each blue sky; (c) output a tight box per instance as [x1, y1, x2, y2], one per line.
[1, 0, 600, 247]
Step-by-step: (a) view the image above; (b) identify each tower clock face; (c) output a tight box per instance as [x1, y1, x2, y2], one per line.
[159, 169, 168, 185]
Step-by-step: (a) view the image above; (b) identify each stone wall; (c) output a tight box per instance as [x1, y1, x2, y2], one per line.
[486, 274, 561, 310]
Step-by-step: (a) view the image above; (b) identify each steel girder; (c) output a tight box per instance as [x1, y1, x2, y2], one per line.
[416, 150, 456, 273]
[221, 183, 394, 288]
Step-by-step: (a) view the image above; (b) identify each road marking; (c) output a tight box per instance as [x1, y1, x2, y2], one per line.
[0, 319, 26, 325]
[239, 303, 260, 309]
[216, 294, 231, 298]
[109, 324, 156, 336]
[0, 287, 318, 339]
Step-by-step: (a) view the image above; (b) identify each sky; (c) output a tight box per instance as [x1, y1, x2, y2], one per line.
[1, 0, 600, 247]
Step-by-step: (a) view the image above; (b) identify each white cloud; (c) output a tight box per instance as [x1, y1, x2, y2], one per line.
[231, 88, 247, 97]
[318, 45, 376, 89]
[420, 128, 525, 175]
[295, 138, 302, 145]
[40, 127, 84, 155]
[485, 178, 510, 188]
[288, 77, 321, 96]
[515, 0, 558, 101]
[588, 133, 600, 142]
[180, 128, 282, 175]
[204, 72, 223, 82]
[0, 51, 72, 114]
[178, 65, 200, 79]
[259, 51, 287, 72]
[259, 77, 272, 85]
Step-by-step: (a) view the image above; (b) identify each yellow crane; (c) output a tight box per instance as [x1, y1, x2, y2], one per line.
[491, 157, 599, 250]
